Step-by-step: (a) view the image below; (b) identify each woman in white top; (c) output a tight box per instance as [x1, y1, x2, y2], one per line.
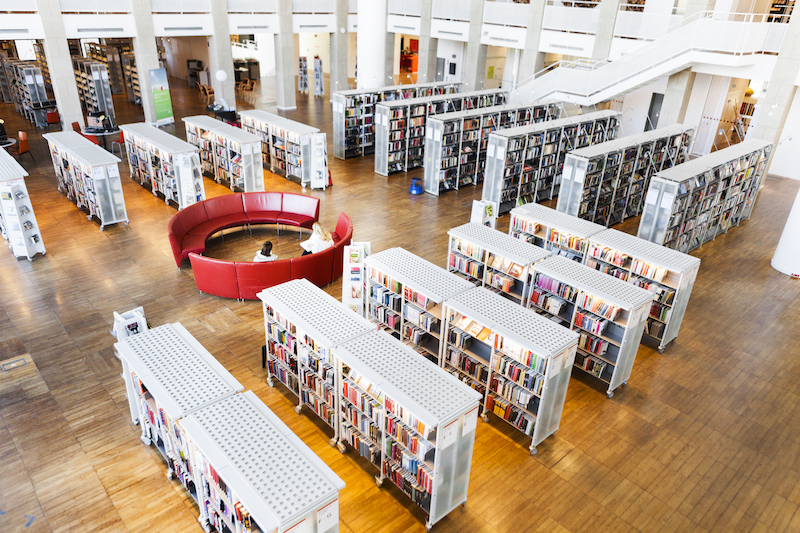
[301, 222, 334, 255]
[253, 241, 279, 262]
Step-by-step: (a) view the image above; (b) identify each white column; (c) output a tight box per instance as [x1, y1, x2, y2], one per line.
[356, 0, 388, 89]
[130, 0, 161, 123]
[463, 0, 487, 90]
[657, 69, 696, 128]
[275, 0, 297, 109]
[592, 0, 623, 61]
[417, 0, 438, 83]
[330, 0, 349, 96]
[518, 0, 547, 83]
[771, 188, 800, 277]
[208, 0, 236, 110]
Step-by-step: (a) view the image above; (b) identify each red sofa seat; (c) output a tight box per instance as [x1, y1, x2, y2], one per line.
[244, 192, 282, 224]
[235, 260, 292, 300]
[168, 216, 188, 266]
[290, 245, 335, 288]
[189, 253, 240, 299]
[197, 193, 249, 231]
[331, 212, 352, 243]
[331, 212, 354, 281]
[279, 193, 320, 230]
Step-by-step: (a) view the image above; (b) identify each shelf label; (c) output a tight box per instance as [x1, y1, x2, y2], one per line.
[92, 166, 105, 181]
[462, 406, 479, 436]
[497, 146, 505, 160]
[426, 128, 432, 140]
[645, 189, 658, 206]
[243, 143, 252, 155]
[487, 144, 495, 158]
[660, 193, 675, 209]
[317, 499, 338, 532]
[106, 164, 119, 179]
[434, 130, 441, 142]
[565, 344, 577, 370]
[285, 518, 307, 533]
[549, 351, 562, 377]
[441, 419, 458, 449]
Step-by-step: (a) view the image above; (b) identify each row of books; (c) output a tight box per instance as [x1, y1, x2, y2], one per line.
[587, 245, 629, 267]
[535, 273, 578, 302]
[449, 253, 484, 279]
[341, 422, 381, 466]
[578, 294, 621, 321]
[491, 356, 545, 395]
[529, 289, 567, 316]
[578, 332, 610, 358]
[485, 395, 535, 436]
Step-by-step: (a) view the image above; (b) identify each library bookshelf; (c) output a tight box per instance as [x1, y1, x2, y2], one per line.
[334, 329, 482, 531]
[637, 138, 773, 253]
[85, 42, 125, 94]
[183, 115, 264, 193]
[585, 229, 701, 352]
[332, 81, 463, 160]
[120, 123, 205, 210]
[0, 148, 45, 260]
[363, 247, 474, 365]
[509, 203, 604, 263]
[4, 60, 55, 128]
[447, 222, 551, 306]
[530, 255, 654, 397]
[72, 58, 117, 127]
[240, 110, 329, 190]
[557, 124, 694, 227]
[441, 286, 579, 453]
[422, 101, 562, 196]
[121, 53, 141, 105]
[298, 56, 309, 93]
[482, 110, 620, 213]
[43, 132, 128, 231]
[374, 88, 507, 175]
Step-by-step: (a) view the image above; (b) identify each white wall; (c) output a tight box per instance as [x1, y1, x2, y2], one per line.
[484, 45, 507, 89]
[437, 38, 464, 83]
[767, 88, 800, 180]
[620, 76, 669, 135]
[683, 72, 712, 133]
[297, 32, 331, 74]
[347, 31, 357, 81]
[162, 36, 210, 82]
[694, 74, 731, 155]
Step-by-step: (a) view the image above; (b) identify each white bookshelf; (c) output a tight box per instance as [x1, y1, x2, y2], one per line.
[447, 222, 551, 306]
[120, 123, 205, 210]
[72, 58, 117, 127]
[342, 242, 371, 316]
[314, 57, 324, 97]
[363, 247, 473, 365]
[530, 255, 655, 397]
[43, 132, 128, 230]
[0, 148, 44, 260]
[441, 286, 579, 453]
[334, 329, 482, 530]
[637, 139, 772, 253]
[482, 110, 620, 213]
[240, 110, 329, 190]
[183, 115, 264, 193]
[509, 203, 604, 263]
[557, 124, 695, 227]
[298, 56, 309, 93]
[585, 229, 701, 352]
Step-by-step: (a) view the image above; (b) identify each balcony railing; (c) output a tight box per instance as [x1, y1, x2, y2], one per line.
[543, 0, 601, 34]
[432, 0, 472, 21]
[483, 1, 530, 27]
[388, 0, 421, 17]
[228, 0, 278, 13]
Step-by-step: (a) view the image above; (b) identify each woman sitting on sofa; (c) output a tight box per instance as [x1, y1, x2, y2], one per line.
[301, 222, 334, 256]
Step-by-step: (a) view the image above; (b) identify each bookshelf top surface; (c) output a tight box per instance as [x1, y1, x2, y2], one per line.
[120, 122, 195, 153]
[185, 391, 344, 531]
[365, 247, 473, 302]
[590, 229, 701, 273]
[117, 323, 244, 418]
[490, 110, 619, 139]
[429, 100, 557, 123]
[448, 223, 551, 265]
[446, 286, 579, 356]
[336, 330, 482, 425]
[183, 115, 262, 143]
[239, 109, 320, 135]
[43, 131, 93, 149]
[534, 255, 655, 309]
[0, 147, 28, 179]
[258, 279, 374, 347]
[511, 203, 605, 238]
[376, 88, 507, 109]
[65, 144, 122, 167]
[334, 80, 464, 97]
[653, 139, 772, 183]
[569, 123, 693, 159]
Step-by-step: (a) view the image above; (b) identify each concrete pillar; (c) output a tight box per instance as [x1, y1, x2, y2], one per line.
[36, 0, 84, 129]
[417, 0, 438, 83]
[517, 0, 547, 85]
[592, 0, 623, 61]
[329, 0, 348, 96]
[356, 0, 387, 89]
[130, 0, 161, 123]
[207, 0, 236, 110]
[771, 188, 800, 277]
[463, 0, 487, 90]
[385, 31, 395, 85]
[657, 69, 696, 128]
[275, 0, 297, 110]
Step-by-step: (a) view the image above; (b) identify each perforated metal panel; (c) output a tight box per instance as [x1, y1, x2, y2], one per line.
[43, 131, 87, 149]
[68, 144, 121, 167]
[446, 287, 577, 356]
[534, 256, 654, 309]
[122, 324, 239, 415]
[511, 203, 604, 239]
[337, 330, 481, 424]
[590, 229, 700, 273]
[654, 139, 771, 184]
[570, 123, 692, 159]
[448, 223, 551, 265]
[240, 110, 320, 135]
[365, 248, 473, 302]
[192, 394, 337, 524]
[0, 149, 28, 180]
[258, 279, 373, 346]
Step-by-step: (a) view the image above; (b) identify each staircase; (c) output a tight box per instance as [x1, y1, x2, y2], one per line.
[510, 11, 787, 106]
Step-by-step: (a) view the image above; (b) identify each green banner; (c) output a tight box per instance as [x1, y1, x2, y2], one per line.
[148, 68, 174, 126]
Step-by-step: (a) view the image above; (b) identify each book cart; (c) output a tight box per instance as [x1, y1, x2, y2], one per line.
[44, 132, 128, 230]
[183, 115, 264, 193]
[0, 148, 45, 260]
[72, 59, 117, 127]
[529, 255, 654, 397]
[637, 138, 772, 253]
[363, 247, 474, 365]
[120, 123, 205, 209]
[240, 110, 329, 190]
[482, 110, 621, 214]
[509, 203, 604, 263]
[447, 222, 551, 306]
[584, 229, 701, 352]
[332, 81, 463, 160]
[334, 329, 482, 531]
[116, 323, 345, 533]
[374, 88, 507, 175]
[556, 124, 694, 226]
[440, 286, 579, 454]
[121, 53, 141, 105]
[422, 101, 562, 196]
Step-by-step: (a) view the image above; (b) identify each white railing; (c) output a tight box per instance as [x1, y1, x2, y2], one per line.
[5, 0, 38, 11]
[389, 0, 421, 17]
[60, 0, 131, 12]
[228, 0, 278, 12]
[292, 0, 334, 14]
[432, 0, 472, 21]
[543, 0, 601, 34]
[150, 0, 209, 13]
[614, 1, 682, 40]
[516, 11, 787, 102]
[483, 1, 530, 27]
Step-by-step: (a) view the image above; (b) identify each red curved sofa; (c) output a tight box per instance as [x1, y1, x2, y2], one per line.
[189, 212, 353, 300]
[168, 192, 320, 267]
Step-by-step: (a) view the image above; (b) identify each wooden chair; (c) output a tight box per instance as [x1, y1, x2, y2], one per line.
[9, 131, 34, 165]
[241, 79, 256, 105]
[203, 85, 215, 105]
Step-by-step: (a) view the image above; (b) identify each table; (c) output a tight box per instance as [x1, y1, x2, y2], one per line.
[81, 129, 120, 152]
[0, 138, 17, 149]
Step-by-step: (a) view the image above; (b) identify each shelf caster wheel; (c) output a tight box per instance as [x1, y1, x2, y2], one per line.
[294, 405, 302, 414]
[328, 437, 337, 447]
[461, 502, 466, 508]
[658, 346, 665, 354]
[606, 391, 614, 399]
[529, 447, 537, 456]
[375, 476, 383, 488]
[480, 414, 489, 423]
[140, 435, 151, 446]
[337, 442, 346, 454]
[426, 520, 433, 531]
[167, 469, 174, 480]
[266, 379, 274, 388]
[621, 382, 627, 387]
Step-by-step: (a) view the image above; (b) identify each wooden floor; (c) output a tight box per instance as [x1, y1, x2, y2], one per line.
[0, 77, 799, 533]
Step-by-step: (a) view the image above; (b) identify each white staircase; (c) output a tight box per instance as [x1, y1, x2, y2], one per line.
[510, 11, 787, 106]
